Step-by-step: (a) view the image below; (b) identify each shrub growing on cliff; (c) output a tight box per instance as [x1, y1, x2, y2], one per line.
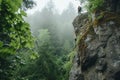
[88, 0, 104, 12]
[79, 0, 104, 12]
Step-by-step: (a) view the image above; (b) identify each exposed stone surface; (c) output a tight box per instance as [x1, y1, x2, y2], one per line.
[69, 1, 120, 80]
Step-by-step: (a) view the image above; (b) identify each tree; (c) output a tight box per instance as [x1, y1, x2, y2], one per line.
[22, 0, 36, 10]
[24, 1, 76, 80]
[18, 29, 59, 80]
[0, 0, 33, 79]
[34, 29, 58, 80]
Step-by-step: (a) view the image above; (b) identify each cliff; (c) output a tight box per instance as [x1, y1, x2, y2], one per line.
[69, 0, 120, 80]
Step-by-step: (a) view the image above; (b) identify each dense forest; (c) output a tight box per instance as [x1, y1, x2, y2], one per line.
[0, 0, 76, 80]
[1, 0, 120, 80]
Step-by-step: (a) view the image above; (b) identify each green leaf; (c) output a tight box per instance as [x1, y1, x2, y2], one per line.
[0, 47, 15, 54]
[30, 52, 39, 60]
[20, 10, 27, 16]
[0, 41, 3, 47]
[0, 0, 2, 3]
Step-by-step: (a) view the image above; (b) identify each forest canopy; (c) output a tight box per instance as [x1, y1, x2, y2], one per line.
[0, 0, 77, 80]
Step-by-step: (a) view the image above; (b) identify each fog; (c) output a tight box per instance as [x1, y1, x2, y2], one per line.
[25, 0, 77, 47]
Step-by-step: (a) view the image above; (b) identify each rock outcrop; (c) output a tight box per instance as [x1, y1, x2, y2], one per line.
[69, 0, 120, 80]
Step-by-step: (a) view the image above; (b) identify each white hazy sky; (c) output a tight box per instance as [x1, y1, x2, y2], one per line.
[26, 0, 80, 14]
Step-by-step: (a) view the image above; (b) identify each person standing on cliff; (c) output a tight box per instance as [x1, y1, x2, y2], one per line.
[78, 6, 82, 15]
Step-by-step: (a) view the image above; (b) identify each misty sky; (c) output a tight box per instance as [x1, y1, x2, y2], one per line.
[27, 0, 80, 14]
[25, 0, 79, 42]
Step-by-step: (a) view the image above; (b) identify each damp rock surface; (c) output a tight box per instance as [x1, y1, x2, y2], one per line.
[69, 1, 120, 80]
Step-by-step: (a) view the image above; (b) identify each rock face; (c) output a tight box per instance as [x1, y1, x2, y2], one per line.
[69, 0, 120, 80]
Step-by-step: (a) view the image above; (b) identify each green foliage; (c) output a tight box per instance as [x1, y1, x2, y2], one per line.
[37, 29, 51, 45]
[16, 27, 75, 80]
[0, 1, 76, 80]
[23, 0, 36, 10]
[88, 0, 104, 12]
[0, 41, 3, 47]
[0, 0, 33, 56]
[30, 52, 39, 60]
[16, 29, 59, 80]
[34, 29, 58, 80]
[79, 0, 104, 13]
[62, 51, 75, 80]
[63, 40, 73, 53]
[0, 0, 33, 80]
[21, 3, 75, 80]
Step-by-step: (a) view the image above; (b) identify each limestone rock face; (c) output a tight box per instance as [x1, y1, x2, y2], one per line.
[69, 1, 120, 79]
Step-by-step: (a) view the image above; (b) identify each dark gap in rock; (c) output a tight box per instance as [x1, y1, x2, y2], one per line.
[114, 71, 120, 80]
[81, 53, 98, 71]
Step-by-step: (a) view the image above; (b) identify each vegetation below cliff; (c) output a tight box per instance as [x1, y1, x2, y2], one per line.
[0, 0, 76, 80]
